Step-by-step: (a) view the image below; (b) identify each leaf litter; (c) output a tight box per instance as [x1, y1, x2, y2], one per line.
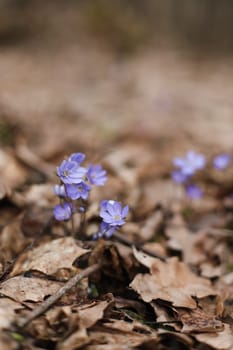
[0, 136, 232, 350]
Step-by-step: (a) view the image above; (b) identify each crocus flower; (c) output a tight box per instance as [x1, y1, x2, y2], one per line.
[100, 200, 128, 226]
[66, 182, 91, 200]
[57, 160, 87, 184]
[185, 184, 203, 199]
[53, 202, 73, 221]
[213, 153, 231, 170]
[87, 164, 107, 186]
[173, 150, 206, 176]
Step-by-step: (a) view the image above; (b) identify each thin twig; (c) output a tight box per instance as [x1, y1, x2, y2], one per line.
[113, 232, 166, 261]
[17, 263, 100, 329]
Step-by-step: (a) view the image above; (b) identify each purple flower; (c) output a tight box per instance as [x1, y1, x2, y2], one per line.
[87, 164, 107, 186]
[100, 200, 128, 226]
[173, 151, 206, 176]
[57, 160, 87, 184]
[53, 202, 73, 221]
[213, 153, 231, 170]
[171, 170, 189, 184]
[66, 182, 91, 200]
[185, 184, 203, 199]
[98, 222, 117, 239]
[53, 184, 66, 197]
[69, 152, 85, 165]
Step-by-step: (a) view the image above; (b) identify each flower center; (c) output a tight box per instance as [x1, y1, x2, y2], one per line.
[114, 215, 120, 221]
[63, 170, 69, 177]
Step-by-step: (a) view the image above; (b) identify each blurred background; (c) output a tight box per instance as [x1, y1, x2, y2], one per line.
[0, 0, 233, 159]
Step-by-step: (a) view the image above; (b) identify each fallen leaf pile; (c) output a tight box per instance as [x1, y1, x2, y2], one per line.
[0, 141, 232, 350]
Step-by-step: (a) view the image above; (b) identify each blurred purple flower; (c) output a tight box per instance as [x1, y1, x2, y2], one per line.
[213, 153, 231, 170]
[57, 160, 87, 184]
[171, 170, 189, 184]
[100, 200, 128, 226]
[53, 202, 73, 221]
[95, 221, 117, 239]
[87, 164, 107, 186]
[66, 182, 91, 200]
[69, 152, 85, 165]
[173, 150, 206, 176]
[185, 184, 203, 199]
[53, 184, 66, 197]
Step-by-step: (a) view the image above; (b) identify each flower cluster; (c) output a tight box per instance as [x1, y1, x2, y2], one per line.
[53, 152, 107, 221]
[53, 152, 128, 240]
[93, 200, 129, 239]
[171, 151, 231, 199]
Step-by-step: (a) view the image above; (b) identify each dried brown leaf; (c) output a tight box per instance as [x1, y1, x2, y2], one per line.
[0, 298, 21, 329]
[0, 217, 28, 270]
[131, 251, 215, 308]
[140, 210, 163, 241]
[56, 328, 89, 350]
[178, 308, 224, 333]
[0, 276, 62, 302]
[78, 299, 114, 329]
[166, 225, 205, 265]
[195, 324, 233, 350]
[87, 326, 156, 349]
[10, 237, 89, 276]
[22, 184, 54, 207]
[0, 149, 27, 189]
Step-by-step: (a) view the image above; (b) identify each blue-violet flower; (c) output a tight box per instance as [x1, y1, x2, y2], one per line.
[57, 160, 86, 184]
[69, 152, 85, 165]
[87, 164, 107, 186]
[53, 184, 66, 197]
[100, 200, 128, 226]
[213, 153, 231, 170]
[173, 150, 206, 176]
[185, 184, 203, 199]
[53, 203, 73, 221]
[66, 182, 91, 200]
[171, 170, 189, 184]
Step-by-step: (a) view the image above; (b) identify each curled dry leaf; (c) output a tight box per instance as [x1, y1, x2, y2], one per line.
[10, 237, 90, 276]
[21, 184, 55, 207]
[178, 308, 224, 333]
[103, 318, 155, 337]
[194, 324, 233, 350]
[139, 179, 184, 213]
[166, 225, 205, 265]
[77, 299, 114, 329]
[0, 149, 28, 189]
[86, 326, 157, 349]
[56, 328, 89, 350]
[0, 335, 18, 350]
[140, 210, 163, 241]
[0, 276, 62, 302]
[131, 249, 216, 308]
[0, 217, 28, 271]
[104, 143, 152, 186]
[0, 298, 22, 329]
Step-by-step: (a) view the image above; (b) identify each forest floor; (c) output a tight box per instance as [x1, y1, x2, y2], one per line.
[0, 38, 233, 350]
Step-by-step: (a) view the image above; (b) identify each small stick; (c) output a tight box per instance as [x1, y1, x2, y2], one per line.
[17, 263, 100, 329]
[114, 232, 166, 261]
